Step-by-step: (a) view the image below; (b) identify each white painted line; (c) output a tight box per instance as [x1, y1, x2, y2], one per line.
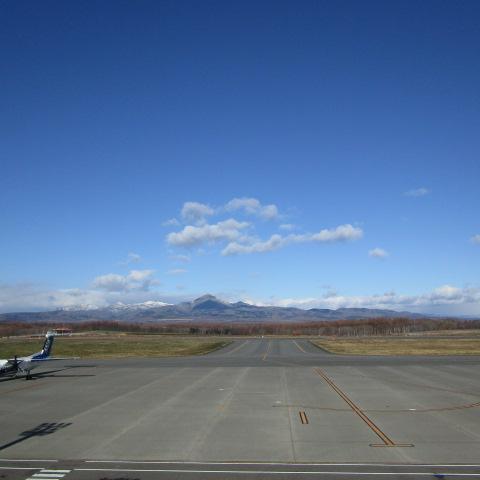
[75, 468, 480, 476]
[39, 470, 71, 474]
[84, 460, 480, 467]
[0, 460, 54, 463]
[0, 467, 43, 470]
[26, 478, 65, 480]
[32, 474, 66, 478]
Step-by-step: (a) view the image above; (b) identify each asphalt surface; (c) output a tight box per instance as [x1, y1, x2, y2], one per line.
[1, 338, 480, 480]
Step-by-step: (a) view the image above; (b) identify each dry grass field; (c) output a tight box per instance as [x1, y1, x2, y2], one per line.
[312, 336, 480, 355]
[0, 334, 231, 359]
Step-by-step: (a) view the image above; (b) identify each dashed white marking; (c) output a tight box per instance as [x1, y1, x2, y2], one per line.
[28, 469, 71, 480]
[37, 471, 71, 474]
[32, 475, 66, 478]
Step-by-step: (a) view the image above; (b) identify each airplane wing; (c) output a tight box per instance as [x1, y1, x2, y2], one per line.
[30, 357, 80, 362]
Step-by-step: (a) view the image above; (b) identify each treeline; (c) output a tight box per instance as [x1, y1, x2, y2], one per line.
[1, 317, 480, 337]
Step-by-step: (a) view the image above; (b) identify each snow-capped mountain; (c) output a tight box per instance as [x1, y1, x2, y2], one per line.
[1, 294, 429, 323]
[106, 301, 172, 311]
[58, 304, 100, 311]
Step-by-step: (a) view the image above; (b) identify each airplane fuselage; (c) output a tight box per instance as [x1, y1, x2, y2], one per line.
[0, 332, 56, 379]
[0, 356, 39, 377]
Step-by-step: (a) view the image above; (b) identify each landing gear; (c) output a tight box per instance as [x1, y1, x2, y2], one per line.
[25, 371, 32, 380]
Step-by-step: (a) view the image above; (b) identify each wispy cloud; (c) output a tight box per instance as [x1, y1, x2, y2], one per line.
[368, 247, 389, 259]
[162, 218, 180, 227]
[279, 223, 296, 231]
[170, 254, 191, 263]
[222, 224, 363, 255]
[122, 252, 141, 264]
[471, 234, 480, 245]
[167, 268, 187, 275]
[404, 187, 430, 197]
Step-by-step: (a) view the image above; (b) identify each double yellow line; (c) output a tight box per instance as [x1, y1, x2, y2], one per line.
[299, 411, 309, 424]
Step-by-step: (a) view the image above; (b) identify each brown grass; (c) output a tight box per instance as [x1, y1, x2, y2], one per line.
[312, 337, 480, 355]
[0, 334, 231, 359]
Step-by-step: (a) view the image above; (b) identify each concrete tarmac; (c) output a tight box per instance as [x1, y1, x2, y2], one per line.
[1, 338, 480, 480]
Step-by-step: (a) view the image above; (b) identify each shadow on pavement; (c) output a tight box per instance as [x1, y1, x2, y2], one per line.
[0, 422, 72, 451]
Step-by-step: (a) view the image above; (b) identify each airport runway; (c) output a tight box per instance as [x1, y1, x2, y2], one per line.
[1, 338, 480, 480]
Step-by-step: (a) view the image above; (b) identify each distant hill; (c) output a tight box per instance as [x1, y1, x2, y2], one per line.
[0, 294, 429, 323]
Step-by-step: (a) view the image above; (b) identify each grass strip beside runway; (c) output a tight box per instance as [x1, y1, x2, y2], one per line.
[311, 337, 480, 355]
[0, 334, 231, 358]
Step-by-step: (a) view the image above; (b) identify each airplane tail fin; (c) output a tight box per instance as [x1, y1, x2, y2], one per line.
[32, 331, 55, 359]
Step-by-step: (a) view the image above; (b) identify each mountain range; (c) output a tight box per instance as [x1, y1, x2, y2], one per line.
[0, 294, 428, 323]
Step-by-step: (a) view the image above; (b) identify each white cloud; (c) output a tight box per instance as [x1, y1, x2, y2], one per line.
[279, 223, 296, 231]
[0, 282, 195, 313]
[93, 269, 158, 292]
[162, 218, 180, 227]
[167, 269, 187, 275]
[1, 282, 480, 316]
[222, 224, 363, 256]
[368, 247, 389, 259]
[93, 273, 129, 292]
[127, 269, 154, 283]
[225, 197, 279, 220]
[250, 284, 480, 315]
[181, 202, 214, 224]
[471, 234, 480, 245]
[404, 187, 430, 197]
[309, 224, 363, 242]
[0, 283, 109, 312]
[122, 252, 141, 264]
[223, 234, 285, 255]
[167, 219, 249, 247]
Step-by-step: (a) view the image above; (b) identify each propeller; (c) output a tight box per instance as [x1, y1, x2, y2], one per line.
[8, 355, 21, 374]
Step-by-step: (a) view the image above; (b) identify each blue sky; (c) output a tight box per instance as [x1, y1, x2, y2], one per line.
[1, 0, 479, 314]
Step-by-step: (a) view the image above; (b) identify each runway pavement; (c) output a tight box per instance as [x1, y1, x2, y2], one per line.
[1, 338, 480, 480]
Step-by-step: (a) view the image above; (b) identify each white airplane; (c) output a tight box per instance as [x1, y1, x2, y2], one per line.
[0, 331, 75, 380]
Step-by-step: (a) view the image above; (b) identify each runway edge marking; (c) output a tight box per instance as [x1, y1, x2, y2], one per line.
[75, 467, 480, 476]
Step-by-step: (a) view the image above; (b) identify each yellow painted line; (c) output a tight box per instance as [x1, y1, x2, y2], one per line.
[262, 340, 272, 361]
[314, 368, 412, 447]
[293, 340, 308, 354]
[226, 340, 249, 355]
[299, 411, 309, 424]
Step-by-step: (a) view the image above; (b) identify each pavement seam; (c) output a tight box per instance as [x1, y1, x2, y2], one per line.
[225, 340, 250, 355]
[81, 367, 223, 457]
[280, 367, 298, 462]
[185, 366, 251, 459]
